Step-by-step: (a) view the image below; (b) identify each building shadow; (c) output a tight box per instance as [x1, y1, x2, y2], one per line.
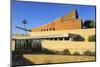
[12, 53, 34, 67]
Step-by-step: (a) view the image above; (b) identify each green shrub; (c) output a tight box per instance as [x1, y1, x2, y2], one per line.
[83, 51, 95, 56]
[62, 49, 71, 55]
[42, 48, 60, 54]
[83, 20, 95, 28]
[51, 50, 60, 54]
[92, 51, 96, 56]
[88, 35, 96, 42]
[73, 52, 80, 55]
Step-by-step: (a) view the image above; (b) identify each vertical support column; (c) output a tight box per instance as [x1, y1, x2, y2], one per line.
[23, 39, 25, 48]
[57, 38, 59, 41]
[30, 39, 33, 47]
[15, 39, 17, 51]
[39, 40, 42, 52]
[16, 40, 19, 50]
[20, 39, 23, 52]
[31, 40, 33, 48]
[69, 37, 73, 41]
[20, 39, 24, 48]
[15, 39, 20, 51]
[52, 38, 54, 41]
[18, 40, 20, 49]
[63, 37, 65, 41]
[26, 39, 28, 47]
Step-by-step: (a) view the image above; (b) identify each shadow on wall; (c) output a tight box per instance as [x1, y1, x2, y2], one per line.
[68, 33, 85, 41]
[41, 48, 96, 56]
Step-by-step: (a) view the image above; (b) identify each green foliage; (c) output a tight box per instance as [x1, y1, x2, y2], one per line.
[63, 49, 71, 55]
[27, 40, 32, 47]
[84, 20, 95, 28]
[92, 51, 96, 56]
[88, 35, 96, 42]
[42, 48, 60, 54]
[83, 51, 95, 56]
[90, 20, 95, 28]
[73, 52, 80, 55]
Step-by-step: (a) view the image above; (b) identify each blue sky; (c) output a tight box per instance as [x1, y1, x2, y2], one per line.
[12, 0, 96, 34]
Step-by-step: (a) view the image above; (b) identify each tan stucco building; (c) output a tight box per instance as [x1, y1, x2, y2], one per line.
[12, 9, 95, 54]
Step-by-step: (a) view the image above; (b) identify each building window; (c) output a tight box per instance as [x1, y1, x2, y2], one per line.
[45, 38, 48, 40]
[59, 38, 63, 40]
[50, 28, 52, 31]
[53, 28, 55, 30]
[47, 29, 48, 31]
[44, 29, 45, 31]
[54, 38, 57, 40]
[50, 38, 53, 40]
[64, 37, 69, 40]
[68, 33, 85, 41]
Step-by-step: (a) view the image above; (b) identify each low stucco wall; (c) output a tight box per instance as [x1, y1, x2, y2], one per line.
[30, 28, 95, 42]
[42, 40, 95, 54]
[12, 40, 15, 51]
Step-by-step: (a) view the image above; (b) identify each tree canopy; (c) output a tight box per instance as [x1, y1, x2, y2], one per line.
[83, 20, 95, 28]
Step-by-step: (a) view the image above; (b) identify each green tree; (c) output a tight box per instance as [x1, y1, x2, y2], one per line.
[83, 51, 94, 56]
[88, 35, 96, 42]
[63, 49, 71, 55]
[84, 20, 95, 28]
[73, 52, 80, 55]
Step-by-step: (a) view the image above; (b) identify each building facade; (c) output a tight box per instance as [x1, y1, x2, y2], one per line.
[12, 9, 95, 54]
[32, 9, 82, 32]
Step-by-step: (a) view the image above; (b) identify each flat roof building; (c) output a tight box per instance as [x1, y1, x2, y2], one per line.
[12, 9, 95, 54]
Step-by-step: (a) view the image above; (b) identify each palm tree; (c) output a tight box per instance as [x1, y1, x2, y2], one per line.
[22, 19, 27, 36]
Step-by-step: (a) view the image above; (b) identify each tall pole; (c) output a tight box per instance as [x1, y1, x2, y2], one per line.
[22, 19, 27, 36]
[24, 23, 27, 36]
